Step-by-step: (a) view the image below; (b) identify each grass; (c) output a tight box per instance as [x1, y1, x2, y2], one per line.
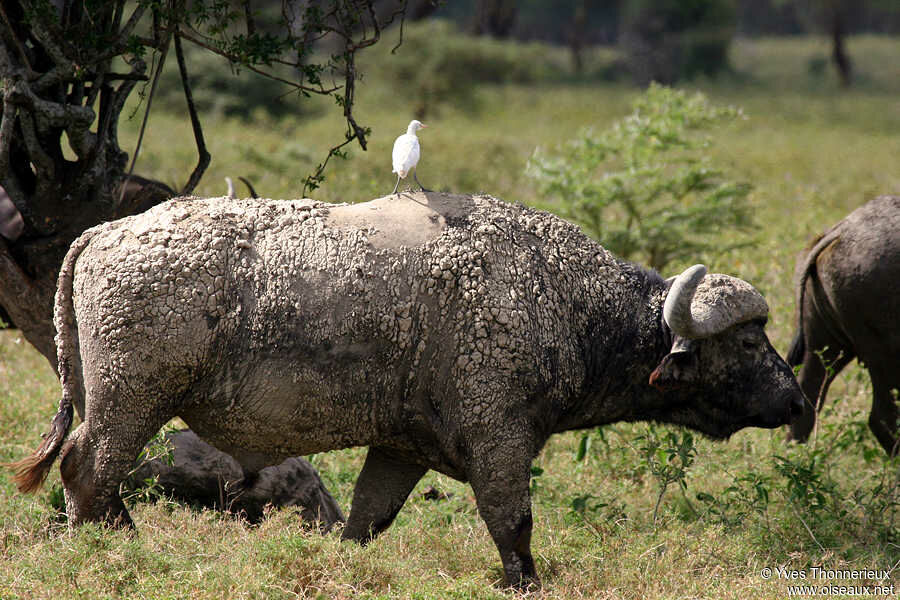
[2, 34, 900, 598]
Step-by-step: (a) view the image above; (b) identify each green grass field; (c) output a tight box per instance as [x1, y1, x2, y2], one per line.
[2, 34, 900, 599]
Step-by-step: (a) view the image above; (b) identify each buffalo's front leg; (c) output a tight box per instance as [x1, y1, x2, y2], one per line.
[342, 446, 427, 543]
[468, 431, 539, 589]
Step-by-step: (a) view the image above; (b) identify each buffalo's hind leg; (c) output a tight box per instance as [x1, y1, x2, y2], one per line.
[467, 424, 539, 590]
[789, 335, 853, 444]
[60, 387, 173, 528]
[867, 367, 900, 456]
[342, 446, 427, 543]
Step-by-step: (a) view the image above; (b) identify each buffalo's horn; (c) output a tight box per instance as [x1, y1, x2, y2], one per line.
[664, 264, 708, 338]
[664, 264, 769, 339]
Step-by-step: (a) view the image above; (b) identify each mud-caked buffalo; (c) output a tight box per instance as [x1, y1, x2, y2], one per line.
[11, 192, 803, 587]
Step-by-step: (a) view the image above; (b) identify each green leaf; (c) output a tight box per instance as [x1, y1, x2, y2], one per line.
[575, 433, 591, 462]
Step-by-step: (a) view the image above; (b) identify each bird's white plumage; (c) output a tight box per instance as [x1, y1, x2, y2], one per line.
[392, 120, 425, 179]
[392, 134, 420, 178]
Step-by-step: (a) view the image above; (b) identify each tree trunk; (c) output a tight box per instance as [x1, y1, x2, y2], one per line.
[0, 177, 173, 370]
[0, 1, 148, 368]
[830, 9, 852, 87]
[1, 0, 398, 528]
[474, 0, 518, 38]
[0, 239, 58, 364]
[570, 0, 588, 76]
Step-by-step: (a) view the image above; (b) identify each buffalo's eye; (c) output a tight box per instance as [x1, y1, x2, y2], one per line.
[741, 339, 757, 350]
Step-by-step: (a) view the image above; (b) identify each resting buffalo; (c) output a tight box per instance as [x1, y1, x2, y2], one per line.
[0, 175, 176, 330]
[10, 192, 803, 588]
[787, 195, 900, 454]
[0, 185, 24, 242]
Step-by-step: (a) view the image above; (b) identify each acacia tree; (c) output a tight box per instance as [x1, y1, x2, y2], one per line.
[0, 0, 408, 368]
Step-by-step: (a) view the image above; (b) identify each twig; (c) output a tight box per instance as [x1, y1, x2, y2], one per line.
[99, 3, 149, 61]
[578, 511, 607, 539]
[652, 482, 668, 524]
[301, 134, 357, 197]
[177, 29, 341, 95]
[791, 504, 825, 553]
[391, 0, 409, 53]
[242, 0, 256, 37]
[106, 56, 147, 144]
[174, 31, 209, 196]
[119, 29, 172, 206]
[104, 72, 151, 82]
[0, 95, 15, 179]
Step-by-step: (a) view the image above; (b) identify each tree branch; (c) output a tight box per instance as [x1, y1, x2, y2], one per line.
[392, 0, 410, 54]
[0, 2, 34, 76]
[5, 80, 94, 132]
[0, 238, 57, 367]
[105, 56, 146, 159]
[104, 71, 152, 82]
[18, 111, 55, 181]
[302, 133, 357, 197]
[100, 3, 149, 61]
[177, 28, 341, 95]
[119, 35, 171, 207]
[26, 17, 72, 72]
[242, 0, 256, 37]
[174, 31, 210, 196]
[0, 96, 15, 180]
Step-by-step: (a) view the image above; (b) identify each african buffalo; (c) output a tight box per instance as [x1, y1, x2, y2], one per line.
[787, 195, 900, 454]
[10, 192, 803, 587]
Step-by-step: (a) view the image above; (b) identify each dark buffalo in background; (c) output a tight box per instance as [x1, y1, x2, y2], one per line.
[787, 195, 900, 454]
[0, 175, 176, 331]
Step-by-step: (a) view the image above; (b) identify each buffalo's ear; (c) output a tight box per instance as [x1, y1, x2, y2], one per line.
[649, 338, 699, 392]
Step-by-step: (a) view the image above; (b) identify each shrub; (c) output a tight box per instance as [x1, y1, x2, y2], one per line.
[361, 19, 566, 119]
[619, 0, 737, 85]
[528, 84, 754, 272]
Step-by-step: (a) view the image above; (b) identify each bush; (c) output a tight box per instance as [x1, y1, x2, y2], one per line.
[620, 0, 737, 85]
[361, 20, 566, 119]
[528, 84, 754, 272]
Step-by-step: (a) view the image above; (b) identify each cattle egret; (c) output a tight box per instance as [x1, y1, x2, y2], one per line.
[391, 120, 429, 194]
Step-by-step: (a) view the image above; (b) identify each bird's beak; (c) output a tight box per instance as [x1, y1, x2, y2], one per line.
[420, 123, 427, 128]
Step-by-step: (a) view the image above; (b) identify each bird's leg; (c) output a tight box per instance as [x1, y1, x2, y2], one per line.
[391, 174, 401, 195]
[413, 168, 431, 193]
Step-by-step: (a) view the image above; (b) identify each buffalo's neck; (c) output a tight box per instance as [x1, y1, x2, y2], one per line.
[554, 265, 671, 433]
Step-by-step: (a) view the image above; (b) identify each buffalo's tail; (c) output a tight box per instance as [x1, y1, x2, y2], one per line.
[786, 327, 805, 368]
[7, 403, 74, 493]
[5, 226, 98, 493]
[788, 227, 843, 370]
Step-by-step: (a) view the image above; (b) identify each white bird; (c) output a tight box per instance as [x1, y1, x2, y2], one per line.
[391, 119, 429, 195]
